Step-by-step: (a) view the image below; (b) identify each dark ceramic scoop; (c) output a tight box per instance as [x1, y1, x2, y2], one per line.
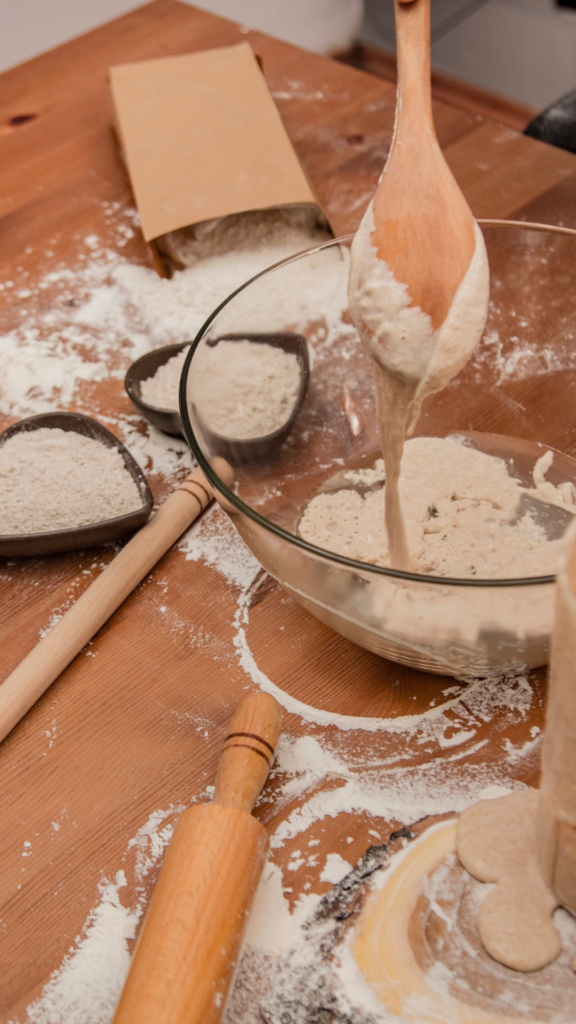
[125, 342, 188, 437]
[0, 412, 153, 557]
[125, 332, 310, 462]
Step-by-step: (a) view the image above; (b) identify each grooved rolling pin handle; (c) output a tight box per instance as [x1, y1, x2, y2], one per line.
[213, 692, 283, 812]
[112, 693, 282, 1024]
[0, 467, 213, 744]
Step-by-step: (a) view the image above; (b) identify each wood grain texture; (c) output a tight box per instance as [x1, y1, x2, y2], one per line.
[0, 2, 575, 1020]
[0, 468, 213, 743]
[338, 43, 537, 133]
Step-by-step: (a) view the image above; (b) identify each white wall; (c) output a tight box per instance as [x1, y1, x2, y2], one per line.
[0, 0, 362, 74]
[191, 0, 364, 54]
[2, 0, 575, 111]
[0, 0, 142, 72]
[362, 0, 576, 110]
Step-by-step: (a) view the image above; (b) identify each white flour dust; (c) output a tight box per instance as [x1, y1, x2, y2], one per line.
[181, 502, 540, 746]
[11, 726, 533, 1024]
[12, 806, 183, 1024]
[178, 507, 552, 1022]
[12, 653, 541, 1024]
[21, 874, 138, 1024]
[0, 208, 342, 483]
[472, 325, 576, 386]
[2, 209, 561, 1024]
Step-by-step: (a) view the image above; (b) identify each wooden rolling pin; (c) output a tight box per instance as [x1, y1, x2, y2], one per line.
[0, 467, 214, 744]
[113, 691, 282, 1024]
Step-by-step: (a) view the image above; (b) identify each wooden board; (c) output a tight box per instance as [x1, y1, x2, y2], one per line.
[1, 3, 575, 1020]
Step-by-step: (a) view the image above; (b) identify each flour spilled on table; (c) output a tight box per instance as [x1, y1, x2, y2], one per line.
[1, 211, 556, 1024]
[12, 807, 183, 1024]
[11, 726, 532, 1024]
[1, 211, 574, 491]
[181, 504, 537, 745]
[0, 208, 344, 483]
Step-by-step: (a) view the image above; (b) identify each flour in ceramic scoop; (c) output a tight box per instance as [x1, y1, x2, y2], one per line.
[141, 340, 302, 440]
[299, 437, 576, 579]
[140, 348, 189, 411]
[0, 428, 143, 534]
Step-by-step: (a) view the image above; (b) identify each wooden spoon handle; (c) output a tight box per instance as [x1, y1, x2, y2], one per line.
[0, 467, 213, 744]
[395, 0, 434, 135]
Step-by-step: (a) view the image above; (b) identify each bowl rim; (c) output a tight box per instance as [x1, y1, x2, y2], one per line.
[180, 219, 576, 589]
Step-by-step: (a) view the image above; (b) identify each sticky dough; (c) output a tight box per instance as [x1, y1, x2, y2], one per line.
[298, 438, 576, 580]
[457, 790, 562, 972]
[348, 202, 490, 428]
[348, 201, 489, 569]
[456, 521, 576, 973]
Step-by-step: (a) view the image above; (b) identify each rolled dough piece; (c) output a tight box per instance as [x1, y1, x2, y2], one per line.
[355, 821, 555, 1024]
[457, 790, 561, 971]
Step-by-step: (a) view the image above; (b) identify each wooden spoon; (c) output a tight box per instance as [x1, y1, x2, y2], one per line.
[372, 0, 476, 330]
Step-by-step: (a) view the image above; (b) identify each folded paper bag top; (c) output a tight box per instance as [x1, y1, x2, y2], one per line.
[109, 42, 330, 274]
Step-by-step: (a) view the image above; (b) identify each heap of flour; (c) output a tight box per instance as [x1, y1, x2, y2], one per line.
[159, 205, 331, 267]
[141, 340, 302, 440]
[299, 437, 576, 579]
[140, 348, 190, 411]
[0, 428, 143, 534]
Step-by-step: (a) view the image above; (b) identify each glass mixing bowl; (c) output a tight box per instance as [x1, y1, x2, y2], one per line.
[180, 222, 576, 679]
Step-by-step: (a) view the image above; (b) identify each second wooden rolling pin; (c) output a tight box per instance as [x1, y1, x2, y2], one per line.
[113, 691, 282, 1024]
[0, 467, 214, 744]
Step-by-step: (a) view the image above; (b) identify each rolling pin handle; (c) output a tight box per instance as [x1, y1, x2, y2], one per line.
[212, 693, 282, 813]
[112, 693, 282, 1024]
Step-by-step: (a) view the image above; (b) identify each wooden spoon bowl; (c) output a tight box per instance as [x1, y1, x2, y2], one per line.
[372, 0, 477, 330]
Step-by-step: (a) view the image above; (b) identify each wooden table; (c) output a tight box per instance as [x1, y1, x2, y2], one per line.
[1, 3, 576, 1020]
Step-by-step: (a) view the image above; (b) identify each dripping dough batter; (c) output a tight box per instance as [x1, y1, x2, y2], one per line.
[348, 202, 490, 569]
[299, 438, 576, 579]
[457, 790, 562, 973]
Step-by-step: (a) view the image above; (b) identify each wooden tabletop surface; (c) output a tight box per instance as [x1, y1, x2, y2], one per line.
[2, 2, 576, 1020]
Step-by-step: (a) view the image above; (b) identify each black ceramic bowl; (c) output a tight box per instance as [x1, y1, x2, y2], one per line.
[191, 332, 310, 463]
[125, 343, 190, 437]
[126, 333, 310, 463]
[0, 412, 153, 557]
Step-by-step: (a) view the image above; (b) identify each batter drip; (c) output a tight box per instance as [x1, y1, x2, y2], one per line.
[457, 790, 562, 972]
[348, 202, 490, 570]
